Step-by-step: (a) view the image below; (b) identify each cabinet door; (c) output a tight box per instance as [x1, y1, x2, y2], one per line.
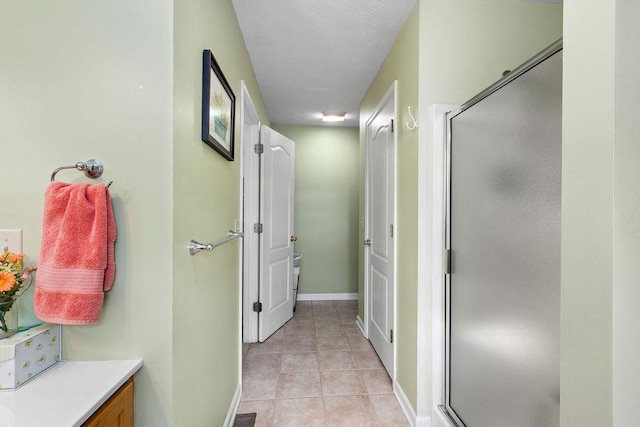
[83, 377, 134, 427]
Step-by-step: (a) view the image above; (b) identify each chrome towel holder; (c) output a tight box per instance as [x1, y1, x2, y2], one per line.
[189, 231, 244, 255]
[50, 159, 112, 187]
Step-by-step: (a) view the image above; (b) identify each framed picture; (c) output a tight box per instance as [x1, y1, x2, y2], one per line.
[202, 49, 235, 161]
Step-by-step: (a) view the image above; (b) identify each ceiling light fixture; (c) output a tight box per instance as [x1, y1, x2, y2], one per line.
[321, 112, 346, 122]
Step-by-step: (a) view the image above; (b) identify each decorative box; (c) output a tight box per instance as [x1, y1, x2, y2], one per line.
[0, 323, 61, 390]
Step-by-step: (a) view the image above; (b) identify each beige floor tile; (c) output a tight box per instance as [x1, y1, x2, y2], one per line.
[276, 371, 322, 398]
[242, 374, 279, 401]
[296, 301, 313, 309]
[339, 313, 357, 325]
[342, 323, 364, 337]
[368, 394, 410, 425]
[353, 349, 385, 370]
[272, 397, 325, 427]
[285, 323, 315, 337]
[237, 399, 275, 427]
[324, 395, 376, 426]
[249, 337, 283, 354]
[312, 303, 338, 315]
[316, 336, 350, 351]
[347, 335, 373, 351]
[321, 370, 366, 396]
[317, 351, 358, 371]
[243, 353, 282, 375]
[281, 352, 319, 372]
[315, 323, 345, 337]
[282, 336, 316, 353]
[293, 303, 312, 312]
[311, 300, 335, 308]
[361, 369, 393, 394]
[270, 327, 286, 339]
[333, 300, 357, 309]
[286, 312, 314, 325]
[241, 300, 410, 425]
[313, 313, 342, 324]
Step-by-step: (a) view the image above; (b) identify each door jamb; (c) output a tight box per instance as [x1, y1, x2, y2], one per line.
[240, 82, 261, 344]
[416, 104, 458, 426]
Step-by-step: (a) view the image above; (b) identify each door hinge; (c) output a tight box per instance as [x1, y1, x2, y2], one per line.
[390, 224, 394, 238]
[390, 329, 394, 343]
[254, 223, 263, 233]
[445, 249, 452, 274]
[254, 143, 264, 154]
[253, 302, 263, 313]
[390, 119, 394, 133]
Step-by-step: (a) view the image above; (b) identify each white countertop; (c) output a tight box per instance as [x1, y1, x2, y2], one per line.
[0, 359, 143, 427]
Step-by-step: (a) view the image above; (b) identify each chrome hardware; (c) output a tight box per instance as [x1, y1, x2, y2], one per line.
[188, 240, 213, 255]
[188, 231, 244, 255]
[364, 239, 372, 246]
[50, 159, 105, 182]
[290, 235, 298, 242]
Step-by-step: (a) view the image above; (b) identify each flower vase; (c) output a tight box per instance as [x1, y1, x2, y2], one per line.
[0, 296, 18, 339]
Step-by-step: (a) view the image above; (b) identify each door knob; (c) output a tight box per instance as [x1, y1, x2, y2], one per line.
[290, 235, 298, 242]
[364, 239, 372, 246]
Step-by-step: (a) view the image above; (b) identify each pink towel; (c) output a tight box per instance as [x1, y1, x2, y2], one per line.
[34, 182, 117, 324]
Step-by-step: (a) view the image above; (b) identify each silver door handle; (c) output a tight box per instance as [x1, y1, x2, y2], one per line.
[364, 239, 372, 246]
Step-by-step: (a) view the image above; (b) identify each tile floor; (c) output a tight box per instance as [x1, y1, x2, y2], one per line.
[239, 300, 409, 427]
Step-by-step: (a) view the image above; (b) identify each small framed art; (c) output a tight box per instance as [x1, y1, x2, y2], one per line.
[202, 49, 235, 161]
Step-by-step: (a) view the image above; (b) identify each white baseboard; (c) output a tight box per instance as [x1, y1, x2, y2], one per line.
[297, 293, 358, 301]
[356, 315, 366, 336]
[394, 380, 432, 427]
[223, 383, 242, 427]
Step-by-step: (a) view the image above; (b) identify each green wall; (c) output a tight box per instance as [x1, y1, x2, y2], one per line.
[417, 0, 563, 416]
[173, 0, 269, 425]
[360, 0, 562, 416]
[1, 0, 268, 425]
[273, 125, 359, 295]
[359, 0, 420, 408]
[0, 1, 174, 425]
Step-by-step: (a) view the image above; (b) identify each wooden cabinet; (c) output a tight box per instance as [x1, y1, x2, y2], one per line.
[83, 377, 134, 427]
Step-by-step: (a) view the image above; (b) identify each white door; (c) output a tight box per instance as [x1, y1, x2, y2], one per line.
[365, 84, 396, 375]
[259, 125, 295, 341]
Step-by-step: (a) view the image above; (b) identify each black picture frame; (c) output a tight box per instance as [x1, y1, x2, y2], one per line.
[202, 50, 235, 161]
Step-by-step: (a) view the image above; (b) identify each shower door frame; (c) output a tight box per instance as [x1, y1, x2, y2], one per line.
[441, 38, 563, 426]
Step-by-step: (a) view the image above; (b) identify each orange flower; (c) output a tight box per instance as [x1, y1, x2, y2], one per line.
[5, 253, 24, 264]
[0, 271, 17, 292]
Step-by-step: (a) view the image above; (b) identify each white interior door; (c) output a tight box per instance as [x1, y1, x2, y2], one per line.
[365, 85, 396, 375]
[259, 125, 295, 341]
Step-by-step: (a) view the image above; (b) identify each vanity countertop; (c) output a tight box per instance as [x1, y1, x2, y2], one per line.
[0, 359, 143, 427]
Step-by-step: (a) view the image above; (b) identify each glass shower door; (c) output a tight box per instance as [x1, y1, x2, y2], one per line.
[445, 47, 562, 427]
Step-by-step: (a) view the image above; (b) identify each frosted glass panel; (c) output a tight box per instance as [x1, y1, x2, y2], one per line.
[448, 51, 562, 427]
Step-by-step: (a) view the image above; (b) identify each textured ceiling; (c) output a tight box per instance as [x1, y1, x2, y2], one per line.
[232, 0, 416, 127]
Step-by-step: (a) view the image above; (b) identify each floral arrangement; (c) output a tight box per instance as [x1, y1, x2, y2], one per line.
[0, 250, 36, 334]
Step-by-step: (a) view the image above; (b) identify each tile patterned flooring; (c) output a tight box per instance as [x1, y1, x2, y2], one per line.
[239, 300, 409, 426]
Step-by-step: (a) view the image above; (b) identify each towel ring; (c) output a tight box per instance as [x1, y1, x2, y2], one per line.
[50, 159, 111, 187]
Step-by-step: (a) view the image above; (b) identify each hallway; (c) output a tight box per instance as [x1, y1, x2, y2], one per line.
[239, 300, 408, 426]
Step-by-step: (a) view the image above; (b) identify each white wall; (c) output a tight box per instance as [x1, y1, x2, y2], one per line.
[613, 1, 640, 425]
[561, 1, 615, 425]
[0, 2, 174, 425]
